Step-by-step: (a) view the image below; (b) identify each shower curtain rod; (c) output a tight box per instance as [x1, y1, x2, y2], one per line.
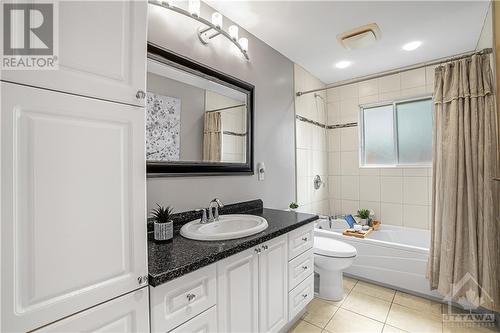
[296, 48, 493, 97]
[206, 103, 246, 112]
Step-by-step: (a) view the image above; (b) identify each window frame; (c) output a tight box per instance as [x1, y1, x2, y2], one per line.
[359, 95, 433, 168]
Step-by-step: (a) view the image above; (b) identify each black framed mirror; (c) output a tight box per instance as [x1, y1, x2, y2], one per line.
[146, 43, 254, 177]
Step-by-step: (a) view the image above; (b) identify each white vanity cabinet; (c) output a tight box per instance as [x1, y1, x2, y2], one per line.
[33, 288, 149, 333]
[0, 82, 148, 332]
[217, 235, 288, 333]
[1, 0, 147, 107]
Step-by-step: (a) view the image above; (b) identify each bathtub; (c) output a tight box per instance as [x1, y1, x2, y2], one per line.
[315, 219, 441, 298]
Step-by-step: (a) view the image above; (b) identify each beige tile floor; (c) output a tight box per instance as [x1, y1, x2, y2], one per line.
[289, 276, 498, 333]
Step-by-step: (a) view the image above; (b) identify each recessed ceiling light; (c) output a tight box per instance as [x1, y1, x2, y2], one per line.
[335, 60, 352, 69]
[402, 41, 422, 51]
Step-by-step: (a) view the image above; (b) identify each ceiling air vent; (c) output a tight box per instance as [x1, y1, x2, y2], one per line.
[337, 23, 381, 50]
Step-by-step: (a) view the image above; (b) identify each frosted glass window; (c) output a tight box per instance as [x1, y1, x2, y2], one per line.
[396, 99, 433, 164]
[361, 98, 433, 167]
[362, 105, 395, 165]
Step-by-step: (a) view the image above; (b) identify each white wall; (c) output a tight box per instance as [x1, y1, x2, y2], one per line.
[147, 3, 296, 212]
[294, 64, 329, 215]
[326, 68, 435, 229]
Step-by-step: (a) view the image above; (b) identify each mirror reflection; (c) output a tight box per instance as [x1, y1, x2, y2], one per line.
[146, 58, 248, 164]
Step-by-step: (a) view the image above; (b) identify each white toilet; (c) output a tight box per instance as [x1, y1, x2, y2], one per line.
[314, 236, 357, 301]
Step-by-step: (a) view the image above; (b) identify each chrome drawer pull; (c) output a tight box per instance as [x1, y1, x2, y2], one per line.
[255, 248, 261, 254]
[302, 294, 308, 298]
[302, 237, 308, 241]
[302, 265, 308, 270]
[262, 245, 268, 250]
[186, 293, 196, 302]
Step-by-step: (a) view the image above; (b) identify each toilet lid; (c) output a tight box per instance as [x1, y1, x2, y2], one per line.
[314, 236, 357, 258]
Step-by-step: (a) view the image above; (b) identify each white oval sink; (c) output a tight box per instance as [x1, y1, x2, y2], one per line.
[180, 214, 268, 241]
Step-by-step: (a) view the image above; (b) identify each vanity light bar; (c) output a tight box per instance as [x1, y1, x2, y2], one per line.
[150, 0, 250, 61]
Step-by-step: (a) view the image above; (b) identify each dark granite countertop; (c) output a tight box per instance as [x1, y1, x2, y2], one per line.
[148, 206, 318, 287]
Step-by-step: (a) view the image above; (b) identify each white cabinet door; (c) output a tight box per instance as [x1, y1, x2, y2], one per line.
[217, 247, 259, 333]
[1, 0, 147, 107]
[170, 306, 218, 333]
[1, 82, 147, 332]
[258, 235, 288, 333]
[34, 288, 149, 333]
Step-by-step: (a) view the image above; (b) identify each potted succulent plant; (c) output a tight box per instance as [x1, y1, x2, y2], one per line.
[289, 202, 299, 212]
[150, 204, 174, 242]
[356, 208, 370, 226]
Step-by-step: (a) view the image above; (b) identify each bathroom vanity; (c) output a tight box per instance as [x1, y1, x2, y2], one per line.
[148, 201, 317, 333]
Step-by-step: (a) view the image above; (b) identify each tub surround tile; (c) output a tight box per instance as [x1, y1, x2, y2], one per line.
[380, 203, 403, 226]
[148, 203, 318, 287]
[386, 303, 443, 333]
[359, 79, 379, 97]
[401, 68, 426, 89]
[359, 176, 381, 202]
[379, 74, 401, 93]
[325, 308, 384, 333]
[402, 205, 429, 229]
[340, 127, 359, 152]
[341, 176, 359, 200]
[403, 177, 428, 205]
[340, 151, 359, 176]
[383, 325, 409, 333]
[381, 177, 404, 203]
[380, 168, 403, 177]
[341, 291, 392, 322]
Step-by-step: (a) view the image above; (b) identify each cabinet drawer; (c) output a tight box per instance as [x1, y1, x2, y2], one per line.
[288, 274, 314, 320]
[169, 306, 217, 333]
[288, 223, 314, 260]
[288, 248, 314, 291]
[150, 264, 216, 333]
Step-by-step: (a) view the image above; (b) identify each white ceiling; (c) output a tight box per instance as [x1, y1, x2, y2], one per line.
[207, 1, 491, 84]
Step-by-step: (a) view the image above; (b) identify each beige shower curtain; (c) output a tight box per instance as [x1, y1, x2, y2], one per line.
[429, 54, 500, 311]
[203, 111, 222, 162]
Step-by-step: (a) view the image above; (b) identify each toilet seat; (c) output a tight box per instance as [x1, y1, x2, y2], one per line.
[314, 236, 357, 258]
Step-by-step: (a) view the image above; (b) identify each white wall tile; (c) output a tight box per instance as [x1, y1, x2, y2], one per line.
[380, 203, 403, 226]
[340, 127, 359, 152]
[379, 74, 401, 93]
[312, 150, 327, 176]
[381, 176, 403, 203]
[359, 167, 380, 176]
[402, 168, 429, 177]
[400, 86, 427, 99]
[327, 102, 340, 125]
[359, 79, 379, 97]
[359, 176, 381, 202]
[312, 178, 329, 202]
[403, 177, 428, 205]
[401, 68, 426, 89]
[360, 200, 381, 219]
[327, 130, 340, 152]
[379, 90, 401, 102]
[341, 176, 360, 200]
[331, 199, 342, 216]
[296, 149, 311, 177]
[328, 176, 342, 199]
[340, 151, 359, 176]
[342, 200, 360, 215]
[403, 204, 429, 229]
[359, 94, 379, 105]
[380, 168, 403, 176]
[326, 87, 340, 103]
[328, 152, 341, 175]
[340, 98, 359, 123]
[425, 65, 437, 87]
[297, 176, 311, 206]
[296, 121, 312, 149]
[340, 83, 358, 100]
[312, 126, 326, 151]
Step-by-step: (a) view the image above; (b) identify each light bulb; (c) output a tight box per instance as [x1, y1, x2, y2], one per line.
[239, 37, 248, 53]
[228, 25, 239, 40]
[335, 60, 351, 69]
[211, 12, 223, 28]
[402, 41, 422, 51]
[188, 0, 200, 17]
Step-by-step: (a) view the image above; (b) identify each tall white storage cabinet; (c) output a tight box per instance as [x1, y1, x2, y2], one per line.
[0, 1, 149, 332]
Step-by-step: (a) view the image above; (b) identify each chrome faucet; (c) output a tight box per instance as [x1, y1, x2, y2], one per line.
[208, 198, 224, 222]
